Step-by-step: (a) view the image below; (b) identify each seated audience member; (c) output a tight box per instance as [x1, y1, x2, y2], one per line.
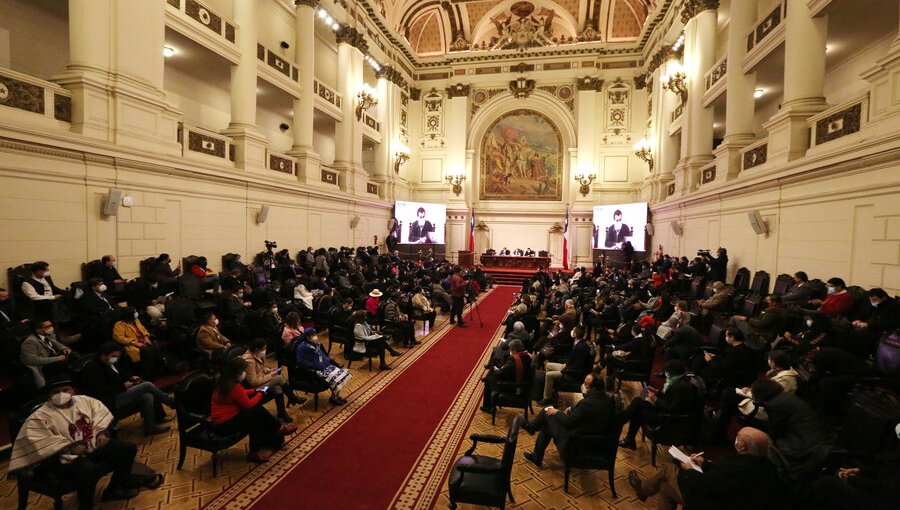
[130, 275, 166, 326]
[714, 351, 798, 435]
[21, 261, 65, 319]
[513, 248, 524, 256]
[20, 319, 72, 389]
[153, 253, 181, 290]
[258, 301, 284, 348]
[800, 453, 900, 510]
[196, 312, 232, 358]
[189, 256, 219, 291]
[328, 298, 355, 331]
[498, 247, 511, 256]
[210, 357, 297, 463]
[482, 339, 533, 413]
[96, 255, 125, 291]
[629, 427, 780, 510]
[365, 289, 382, 317]
[410, 286, 437, 329]
[351, 310, 400, 371]
[731, 294, 788, 341]
[112, 306, 165, 378]
[8, 377, 139, 507]
[241, 338, 302, 423]
[808, 277, 853, 318]
[620, 359, 698, 450]
[605, 322, 655, 387]
[697, 281, 731, 316]
[220, 281, 251, 332]
[776, 313, 831, 358]
[522, 371, 616, 468]
[293, 283, 314, 313]
[664, 325, 703, 363]
[280, 311, 304, 347]
[78, 278, 116, 318]
[80, 343, 174, 436]
[430, 282, 452, 312]
[846, 288, 900, 357]
[523, 248, 535, 256]
[750, 378, 832, 481]
[782, 271, 814, 306]
[700, 328, 758, 387]
[294, 327, 352, 406]
[384, 291, 418, 347]
[0, 286, 27, 328]
[506, 321, 531, 345]
[657, 300, 690, 339]
[538, 326, 593, 405]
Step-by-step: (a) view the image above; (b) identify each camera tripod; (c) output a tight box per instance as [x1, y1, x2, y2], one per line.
[464, 294, 484, 327]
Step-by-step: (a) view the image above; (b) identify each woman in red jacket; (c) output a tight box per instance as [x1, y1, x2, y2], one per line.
[210, 357, 297, 462]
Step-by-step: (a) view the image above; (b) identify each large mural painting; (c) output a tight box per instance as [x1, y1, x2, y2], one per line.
[479, 109, 563, 201]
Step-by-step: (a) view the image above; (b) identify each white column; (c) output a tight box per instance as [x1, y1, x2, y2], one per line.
[288, 0, 320, 183]
[59, 0, 181, 153]
[444, 84, 469, 205]
[763, 1, 828, 163]
[575, 79, 600, 203]
[222, 0, 267, 171]
[651, 66, 679, 202]
[372, 73, 394, 200]
[712, 0, 757, 182]
[333, 29, 366, 195]
[675, 7, 716, 195]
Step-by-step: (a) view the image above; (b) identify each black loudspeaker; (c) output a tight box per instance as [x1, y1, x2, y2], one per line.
[103, 188, 122, 216]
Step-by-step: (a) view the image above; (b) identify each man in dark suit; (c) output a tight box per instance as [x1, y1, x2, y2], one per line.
[620, 359, 699, 449]
[603, 209, 632, 248]
[95, 255, 125, 292]
[782, 271, 814, 306]
[80, 343, 174, 436]
[78, 278, 116, 317]
[629, 427, 781, 510]
[523, 371, 616, 467]
[732, 294, 788, 341]
[700, 328, 759, 387]
[481, 339, 533, 412]
[408, 206, 435, 243]
[499, 247, 511, 255]
[539, 326, 593, 405]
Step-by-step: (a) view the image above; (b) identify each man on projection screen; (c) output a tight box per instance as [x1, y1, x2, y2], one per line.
[604, 209, 632, 248]
[408, 206, 436, 244]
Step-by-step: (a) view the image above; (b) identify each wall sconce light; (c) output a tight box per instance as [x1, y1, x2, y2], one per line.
[633, 138, 654, 172]
[355, 83, 378, 120]
[445, 171, 466, 196]
[574, 171, 596, 197]
[163, 46, 176, 58]
[394, 142, 410, 174]
[662, 61, 688, 105]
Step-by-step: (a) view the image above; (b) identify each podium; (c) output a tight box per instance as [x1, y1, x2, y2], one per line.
[458, 250, 475, 269]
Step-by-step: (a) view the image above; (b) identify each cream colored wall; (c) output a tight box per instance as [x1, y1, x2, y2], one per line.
[0, 0, 68, 79]
[651, 161, 900, 295]
[314, 31, 338, 88]
[163, 66, 231, 132]
[256, 1, 296, 60]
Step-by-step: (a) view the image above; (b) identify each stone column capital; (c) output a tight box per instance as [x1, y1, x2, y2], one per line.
[681, 0, 719, 24]
[336, 27, 368, 53]
[294, 0, 318, 8]
[445, 83, 470, 98]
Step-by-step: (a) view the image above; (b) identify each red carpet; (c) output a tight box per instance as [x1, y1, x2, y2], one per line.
[205, 287, 515, 510]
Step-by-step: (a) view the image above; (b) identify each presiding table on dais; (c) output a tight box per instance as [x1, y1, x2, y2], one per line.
[479, 255, 551, 269]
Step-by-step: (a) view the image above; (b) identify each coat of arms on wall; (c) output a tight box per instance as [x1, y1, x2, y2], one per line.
[480, 109, 562, 201]
[489, 2, 557, 50]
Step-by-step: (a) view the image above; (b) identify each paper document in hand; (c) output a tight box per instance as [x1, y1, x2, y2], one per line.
[668, 446, 703, 472]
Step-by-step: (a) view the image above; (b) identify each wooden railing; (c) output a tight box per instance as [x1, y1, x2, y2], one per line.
[705, 56, 727, 91]
[177, 123, 234, 162]
[0, 67, 72, 123]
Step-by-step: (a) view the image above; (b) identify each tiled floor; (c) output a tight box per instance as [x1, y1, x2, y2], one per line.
[0, 314, 663, 510]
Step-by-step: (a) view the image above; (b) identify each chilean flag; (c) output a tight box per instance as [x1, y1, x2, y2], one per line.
[469, 208, 476, 252]
[562, 207, 569, 270]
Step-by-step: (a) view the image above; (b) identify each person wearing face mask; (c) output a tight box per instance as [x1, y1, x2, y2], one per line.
[79, 277, 116, 317]
[153, 253, 181, 292]
[731, 294, 789, 342]
[112, 306, 166, 379]
[619, 359, 699, 450]
[808, 277, 854, 318]
[408, 206, 435, 244]
[210, 357, 297, 463]
[196, 312, 232, 358]
[522, 371, 616, 468]
[221, 280, 252, 326]
[8, 377, 139, 507]
[21, 261, 66, 321]
[20, 319, 72, 388]
[697, 281, 732, 317]
[129, 274, 167, 326]
[603, 209, 633, 249]
[847, 288, 900, 357]
[699, 328, 758, 388]
[81, 343, 175, 435]
[97, 255, 125, 291]
[481, 339, 532, 413]
[294, 327, 352, 405]
[628, 427, 780, 510]
[241, 337, 303, 422]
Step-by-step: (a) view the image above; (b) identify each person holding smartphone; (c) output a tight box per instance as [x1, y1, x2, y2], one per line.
[241, 337, 305, 423]
[210, 357, 297, 463]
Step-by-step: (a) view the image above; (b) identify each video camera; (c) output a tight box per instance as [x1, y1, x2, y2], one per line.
[265, 240, 278, 250]
[697, 249, 711, 256]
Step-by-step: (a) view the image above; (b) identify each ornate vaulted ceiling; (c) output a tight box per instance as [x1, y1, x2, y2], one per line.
[372, 0, 656, 57]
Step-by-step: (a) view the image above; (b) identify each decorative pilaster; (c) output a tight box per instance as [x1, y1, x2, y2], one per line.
[575, 78, 599, 202]
[288, 0, 321, 183]
[333, 30, 367, 195]
[444, 84, 469, 205]
[763, 0, 829, 164]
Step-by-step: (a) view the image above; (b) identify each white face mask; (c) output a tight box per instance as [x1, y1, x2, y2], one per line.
[51, 391, 72, 407]
[150, 283, 158, 289]
[581, 384, 589, 395]
[213, 319, 219, 326]
[108, 356, 119, 365]
[238, 371, 246, 382]
[98, 284, 107, 292]
[827, 286, 836, 295]
[258, 349, 266, 359]
[133, 312, 139, 319]
[870, 300, 880, 307]
[806, 319, 814, 327]
[44, 271, 51, 277]
[112, 261, 118, 268]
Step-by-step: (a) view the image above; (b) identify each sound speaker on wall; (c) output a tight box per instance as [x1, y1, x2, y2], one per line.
[646, 224, 655, 236]
[103, 188, 123, 216]
[671, 221, 683, 236]
[350, 216, 360, 229]
[748, 210, 768, 235]
[256, 205, 270, 224]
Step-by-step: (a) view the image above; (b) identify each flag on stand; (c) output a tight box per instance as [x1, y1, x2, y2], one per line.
[562, 207, 569, 270]
[469, 209, 476, 252]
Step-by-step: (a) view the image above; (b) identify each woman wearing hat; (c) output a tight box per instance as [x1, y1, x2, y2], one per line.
[352, 310, 401, 370]
[365, 289, 383, 317]
[294, 328, 352, 405]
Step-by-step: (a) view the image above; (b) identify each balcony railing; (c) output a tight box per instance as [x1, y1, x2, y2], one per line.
[257, 43, 300, 85]
[0, 67, 72, 123]
[177, 123, 235, 163]
[267, 150, 296, 176]
[699, 160, 717, 186]
[743, 1, 787, 71]
[740, 138, 769, 172]
[705, 56, 727, 91]
[166, 0, 237, 46]
[807, 95, 869, 149]
[366, 181, 379, 196]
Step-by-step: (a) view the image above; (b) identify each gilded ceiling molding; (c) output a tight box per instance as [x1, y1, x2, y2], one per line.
[680, 0, 719, 24]
[410, 87, 422, 100]
[335, 27, 369, 53]
[646, 44, 683, 75]
[293, 0, 318, 8]
[576, 76, 604, 91]
[445, 83, 470, 98]
[634, 74, 647, 90]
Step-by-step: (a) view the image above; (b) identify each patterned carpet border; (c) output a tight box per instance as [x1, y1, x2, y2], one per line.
[390, 316, 506, 510]
[203, 288, 498, 510]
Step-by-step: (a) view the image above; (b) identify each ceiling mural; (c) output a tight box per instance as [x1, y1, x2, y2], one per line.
[381, 0, 656, 58]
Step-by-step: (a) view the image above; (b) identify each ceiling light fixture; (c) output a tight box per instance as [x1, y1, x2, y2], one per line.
[163, 46, 176, 58]
[754, 88, 765, 99]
